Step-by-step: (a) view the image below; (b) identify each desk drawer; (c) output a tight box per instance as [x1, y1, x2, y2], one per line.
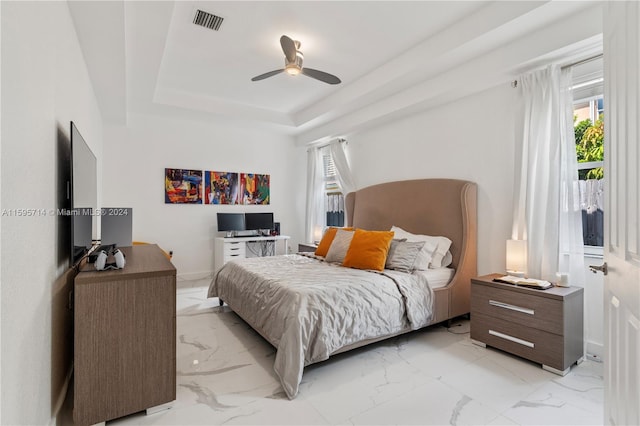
[224, 242, 247, 262]
[471, 282, 563, 335]
[471, 312, 564, 370]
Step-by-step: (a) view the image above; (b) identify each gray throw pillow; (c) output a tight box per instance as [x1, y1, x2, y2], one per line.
[385, 238, 407, 265]
[385, 240, 425, 272]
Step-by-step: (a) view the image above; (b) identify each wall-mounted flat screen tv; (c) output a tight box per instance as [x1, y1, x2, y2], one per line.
[70, 121, 97, 266]
[245, 212, 274, 231]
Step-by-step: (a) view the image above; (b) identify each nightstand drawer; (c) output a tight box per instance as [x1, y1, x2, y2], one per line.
[298, 243, 318, 253]
[471, 282, 563, 335]
[471, 312, 564, 370]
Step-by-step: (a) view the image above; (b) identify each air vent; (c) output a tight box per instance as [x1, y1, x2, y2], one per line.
[193, 10, 224, 31]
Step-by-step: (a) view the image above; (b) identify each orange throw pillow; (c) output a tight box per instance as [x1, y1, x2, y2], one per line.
[343, 229, 394, 271]
[315, 227, 353, 257]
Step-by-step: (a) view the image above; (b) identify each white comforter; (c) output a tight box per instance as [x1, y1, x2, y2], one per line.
[208, 254, 433, 399]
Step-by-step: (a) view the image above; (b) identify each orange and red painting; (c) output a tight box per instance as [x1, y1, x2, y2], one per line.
[165, 168, 202, 204]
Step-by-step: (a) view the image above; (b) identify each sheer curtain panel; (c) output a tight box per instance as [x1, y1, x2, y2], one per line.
[305, 148, 325, 244]
[514, 65, 585, 283]
[329, 140, 356, 195]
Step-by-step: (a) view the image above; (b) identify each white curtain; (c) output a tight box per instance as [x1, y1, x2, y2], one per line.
[514, 65, 585, 283]
[305, 147, 324, 243]
[329, 140, 356, 195]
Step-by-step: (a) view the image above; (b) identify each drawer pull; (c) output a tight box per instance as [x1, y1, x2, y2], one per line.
[489, 329, 535, 348]
[489, 300, 534, 315]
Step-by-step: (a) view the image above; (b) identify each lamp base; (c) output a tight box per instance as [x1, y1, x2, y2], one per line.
[506, 270, 526, 278]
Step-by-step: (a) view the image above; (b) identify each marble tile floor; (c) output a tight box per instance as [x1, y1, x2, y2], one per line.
[80, 280, 604, 425]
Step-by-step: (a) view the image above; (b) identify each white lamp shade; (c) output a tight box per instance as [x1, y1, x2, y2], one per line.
[313, 226, 324, 243]
[506, 239, 527, 275]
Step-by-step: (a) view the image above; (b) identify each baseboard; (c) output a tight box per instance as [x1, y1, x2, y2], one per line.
[177, 271, 214, 288]
[50, 364, 73, 426]
[586, 341, 604, 362]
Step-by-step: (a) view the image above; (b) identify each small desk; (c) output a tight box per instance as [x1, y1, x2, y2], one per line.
[214, 235, 290, 272]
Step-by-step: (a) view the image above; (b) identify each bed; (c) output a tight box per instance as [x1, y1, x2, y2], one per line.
[208, 178, 477, 399]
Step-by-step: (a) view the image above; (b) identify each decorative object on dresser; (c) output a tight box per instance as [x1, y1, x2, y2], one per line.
[470, 273, 584, 376]
[73, 244, 176, 425]
[100, 207, 133, 247]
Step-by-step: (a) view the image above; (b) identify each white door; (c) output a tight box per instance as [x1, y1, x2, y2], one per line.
[603, 2, 640, 425]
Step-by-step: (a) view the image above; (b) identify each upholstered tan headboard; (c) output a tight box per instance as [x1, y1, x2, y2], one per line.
[345, 179, 477, 320]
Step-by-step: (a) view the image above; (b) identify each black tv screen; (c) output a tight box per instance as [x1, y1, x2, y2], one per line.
[70, 122, 97, 266]
[217, 213, 245, 232]
[245, 212, 274, 231]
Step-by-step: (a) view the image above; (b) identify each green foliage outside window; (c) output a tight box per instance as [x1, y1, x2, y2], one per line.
[574, 115, 604, 179]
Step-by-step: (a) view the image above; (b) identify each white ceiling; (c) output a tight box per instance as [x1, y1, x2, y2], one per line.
[68, 1, 603, 144]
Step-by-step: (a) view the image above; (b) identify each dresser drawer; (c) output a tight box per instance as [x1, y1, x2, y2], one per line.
[471, 312, 565, 370]
[471, 282, 563, 335]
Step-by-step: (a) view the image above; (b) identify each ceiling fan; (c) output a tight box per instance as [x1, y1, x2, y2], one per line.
[251, 35, 341, 85]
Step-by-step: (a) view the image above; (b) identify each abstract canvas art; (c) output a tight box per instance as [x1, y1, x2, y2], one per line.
[240, 173, 270, 205]
[164, 168, 203, 204]
[204, 171, 239, 205]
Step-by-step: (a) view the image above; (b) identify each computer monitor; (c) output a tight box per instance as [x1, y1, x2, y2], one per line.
[245, 212, 274, 231]
[217, 213, 245, 232]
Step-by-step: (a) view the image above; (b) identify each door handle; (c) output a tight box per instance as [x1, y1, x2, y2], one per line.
[589, 262, 608, 275]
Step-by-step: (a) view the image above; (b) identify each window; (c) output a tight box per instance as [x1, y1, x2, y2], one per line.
[321, 147, 344, 227]
[306, 140, 353, 244]
[573, 81, 604, 251]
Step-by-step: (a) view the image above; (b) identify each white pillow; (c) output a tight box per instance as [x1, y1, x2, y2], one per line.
[325, 228, 355, 263]
[390, 226, 436, 270]
[390, 226, 452, 269]
[440, 250, 453, 268]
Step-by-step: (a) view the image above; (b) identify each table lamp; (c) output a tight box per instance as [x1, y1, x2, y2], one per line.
[506, 239, 527, 277]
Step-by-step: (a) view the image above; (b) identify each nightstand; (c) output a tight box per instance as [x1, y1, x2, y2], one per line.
[297, 243, 318, 253]
[470, 273, 584, 376]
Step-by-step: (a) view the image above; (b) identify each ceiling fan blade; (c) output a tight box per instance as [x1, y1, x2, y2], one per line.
[301, 68, 341, 85]
[280, 35, 297, 63]
[251, 69, 284, 82]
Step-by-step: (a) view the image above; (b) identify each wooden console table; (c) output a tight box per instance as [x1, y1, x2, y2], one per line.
[73, 244, 176, 425]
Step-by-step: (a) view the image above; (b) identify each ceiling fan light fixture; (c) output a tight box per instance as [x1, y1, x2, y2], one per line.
[285, 52, 303, 76]
[285, 64, 301, 76]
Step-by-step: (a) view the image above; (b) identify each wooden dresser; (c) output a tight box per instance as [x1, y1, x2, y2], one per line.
[73, 244, 176, 425]
[470, 273, 584, 375]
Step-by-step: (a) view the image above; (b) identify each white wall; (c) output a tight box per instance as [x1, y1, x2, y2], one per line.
[102, 114, 305, 280]
[347, 83, 517, 275]
[1, 1, 103, 424]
